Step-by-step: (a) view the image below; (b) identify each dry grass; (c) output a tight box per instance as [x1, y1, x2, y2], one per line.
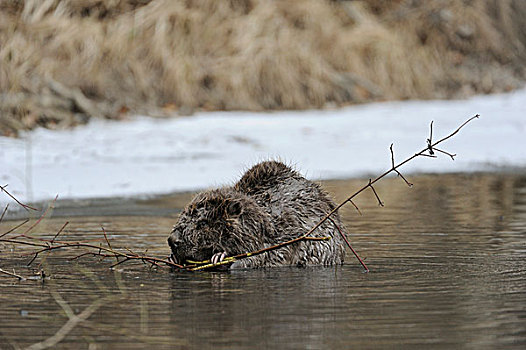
[1, 0, 525, 136]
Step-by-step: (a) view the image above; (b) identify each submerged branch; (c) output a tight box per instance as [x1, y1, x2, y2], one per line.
[26, 292, 117, 350]
[0, 267, 26, 280]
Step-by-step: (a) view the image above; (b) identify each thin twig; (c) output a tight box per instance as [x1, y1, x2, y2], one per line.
[37, 222, 69, 269]
[0, 219, 29, 238]
[0, 267, 26, 280]
[390, 144, 413, 187]
[345, 199, 362, 216]
[0, 184, 38, 211]
[427, 121, 435, 155]
[125, 247, 140, 257]
[110, 258, 131, 269]
[51, 222, 69, 244]
[0, 204, 8, 223]
[27, 251, 40, 267]
[328, 217, 368, 272]
[22, 195, 58, 235]
[368, 179, 384, 206]
[101, 226, 119, 263]
[433, 147, 456, 160]
[434, 115, 479, 145]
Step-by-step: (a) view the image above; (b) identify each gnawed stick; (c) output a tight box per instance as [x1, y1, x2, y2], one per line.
[189, 236, 331, 271]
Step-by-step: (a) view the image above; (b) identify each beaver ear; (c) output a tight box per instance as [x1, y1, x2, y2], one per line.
[226, 201, 242, 217]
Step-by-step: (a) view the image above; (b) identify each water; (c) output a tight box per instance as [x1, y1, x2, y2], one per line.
[1, 173, 525, 349]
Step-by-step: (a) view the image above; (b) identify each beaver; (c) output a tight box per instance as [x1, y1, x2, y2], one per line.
[167, 161, 346, 268]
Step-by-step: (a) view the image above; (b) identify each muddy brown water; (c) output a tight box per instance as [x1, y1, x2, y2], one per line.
[0, 173, 525, 349]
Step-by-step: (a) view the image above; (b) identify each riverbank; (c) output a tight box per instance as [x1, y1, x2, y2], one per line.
[1, 0, 525, 136]
[1, 88, 525, 205]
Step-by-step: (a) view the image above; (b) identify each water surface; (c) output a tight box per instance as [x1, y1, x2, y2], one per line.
[1, 173, 525, 349]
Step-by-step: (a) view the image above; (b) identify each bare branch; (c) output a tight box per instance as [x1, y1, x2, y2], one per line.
[427, 121, 435, 155]
[0, 204, 8, 223]
[0, 267, 26, 280]
[368, 179, 384, 207]
[328, 217, 368, 272]
[0, 219, 29, 238]
[297, 114, 479, 251]
[51, 222, 69, 244]
[433, 147, 456, 160]
[0, 237, 185, 269]
[101, 226, 119, 263]
[21, 195, 58, 236]
[0, 184, 38, 211]
[345, 199, 362, 216]
[390, 143, 413, 187]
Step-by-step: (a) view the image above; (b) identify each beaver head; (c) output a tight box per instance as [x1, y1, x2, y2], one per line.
[167, 188, 272, 265]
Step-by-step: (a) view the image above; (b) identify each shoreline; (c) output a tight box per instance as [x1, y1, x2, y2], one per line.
[1, 89, 525, 205]
[1, 171, 523, 222]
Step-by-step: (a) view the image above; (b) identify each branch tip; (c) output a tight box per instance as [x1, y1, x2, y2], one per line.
[368, 179, 384, 207]
[329, 217, 368, 272]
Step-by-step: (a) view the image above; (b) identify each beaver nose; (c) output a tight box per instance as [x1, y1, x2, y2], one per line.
[167, 235, 178, 250]
[168, 230, 182, 250]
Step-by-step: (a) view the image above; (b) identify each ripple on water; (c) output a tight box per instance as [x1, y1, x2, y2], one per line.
[0, 173, 525, 349]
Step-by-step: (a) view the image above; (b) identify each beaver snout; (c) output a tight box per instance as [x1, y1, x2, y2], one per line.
[167, 231, 183, 255]
[167, 233, 186, 265]
[167, 234, 177, 251]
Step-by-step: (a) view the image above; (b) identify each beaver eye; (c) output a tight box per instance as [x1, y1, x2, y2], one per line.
[227, 201, 242, 216]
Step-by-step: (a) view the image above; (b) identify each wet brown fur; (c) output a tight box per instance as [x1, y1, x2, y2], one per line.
[168, 161, 346, 268]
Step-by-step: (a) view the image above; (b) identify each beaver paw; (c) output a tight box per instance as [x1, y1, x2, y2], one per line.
[211, 251, 227, 264]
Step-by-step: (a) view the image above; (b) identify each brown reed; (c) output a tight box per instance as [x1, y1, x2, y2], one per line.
[1, 0, 523, 136]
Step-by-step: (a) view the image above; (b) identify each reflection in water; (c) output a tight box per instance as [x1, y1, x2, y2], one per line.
[0, 173, 525, 349]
